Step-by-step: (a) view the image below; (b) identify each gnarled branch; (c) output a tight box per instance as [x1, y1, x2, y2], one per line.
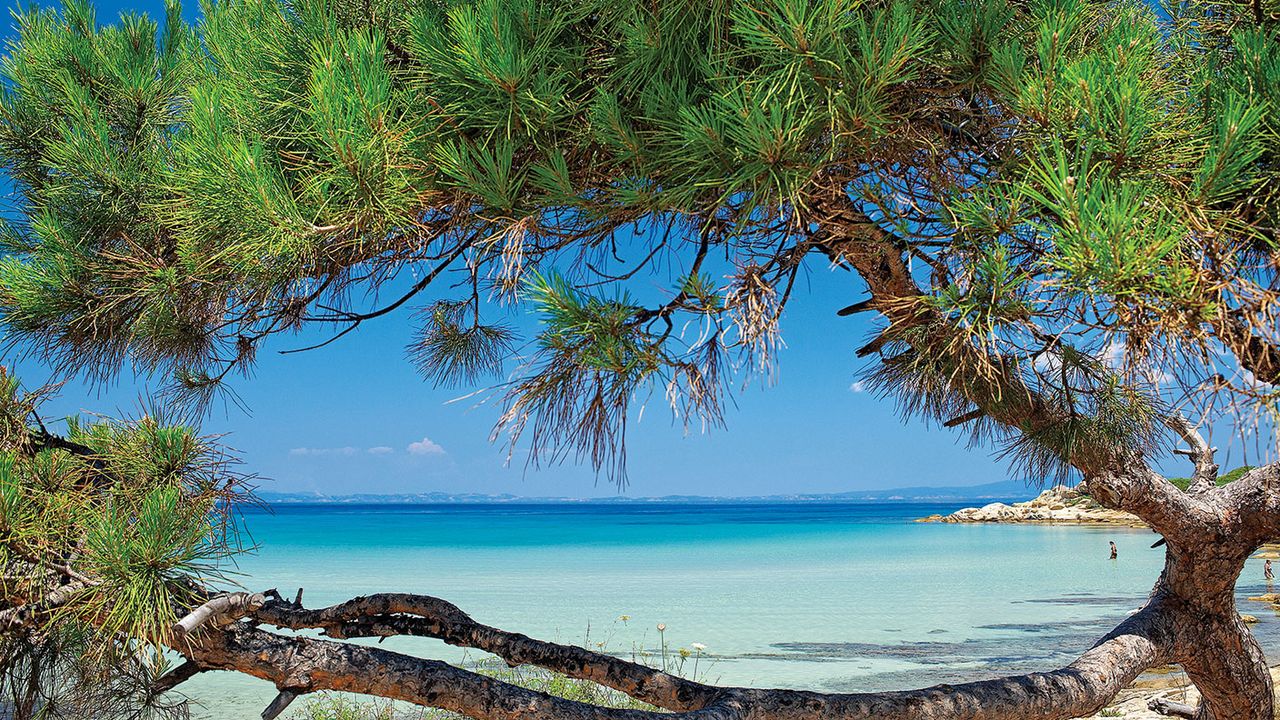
[180, 622, 747, 720]
[168, 591, 1174, 720]
[249, 593, 721, 711]
[1165, 414, 1218, 492]
[806, 186, 1199, 536]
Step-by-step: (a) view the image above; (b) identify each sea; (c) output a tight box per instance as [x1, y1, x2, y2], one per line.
[178, 501, 1280, 718]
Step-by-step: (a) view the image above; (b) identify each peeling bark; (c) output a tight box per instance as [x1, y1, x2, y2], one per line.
[173, 591, 267, 636]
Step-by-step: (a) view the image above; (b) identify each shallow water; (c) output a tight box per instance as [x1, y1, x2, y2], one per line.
[179, 502, 1280, 717]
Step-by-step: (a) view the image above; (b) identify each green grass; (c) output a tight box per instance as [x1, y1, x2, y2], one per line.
[291, 696, 409, 720]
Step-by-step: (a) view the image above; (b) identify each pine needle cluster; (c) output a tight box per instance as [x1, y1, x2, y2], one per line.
[0, 0, 1274, 481]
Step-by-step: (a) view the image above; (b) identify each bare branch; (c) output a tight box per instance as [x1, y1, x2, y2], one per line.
[262, 690, 300, 720]
[0, 577, 93, 631]
[249, 592, 721, 711]
[836, 299, 875, 317]
[173, 592, 267, 637]
[1149, 697, 1198, 718]
[943, 409, 985, 428]
[152, 661, 204, 695]
[1164, 413, 1218, 492]
[181, 622, 746, 720]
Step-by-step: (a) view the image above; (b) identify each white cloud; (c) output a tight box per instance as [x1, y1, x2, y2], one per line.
[1033, 351, 1062, 374]
[289, 446, 359, 457]
[407, 436, 446, 456]
[849, 381, 867, 393]
[1241, 369, 1276, 391]
[367, 446, 394, 455]
[1102, 340, 1175, 387]
[1102, 339, 1127, 368]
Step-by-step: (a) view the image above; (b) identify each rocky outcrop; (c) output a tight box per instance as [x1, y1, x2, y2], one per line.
[918, 484, 1145, 526]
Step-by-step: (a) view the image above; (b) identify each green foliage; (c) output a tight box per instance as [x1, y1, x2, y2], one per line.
[1, 623, 191, 720]
[1167, 465, 1256, 492]
[494, 274, 661, 483]
[408, 300, 516, 386]
[0, 0, 1276, 481]
[79, 485, 221, 649]
[1025, 142, 1198, 301]
[0, 367, 248, 713]
[0, 0, 1275, 710]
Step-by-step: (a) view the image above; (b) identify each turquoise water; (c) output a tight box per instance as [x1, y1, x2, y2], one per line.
[181, 502, 1280, 718]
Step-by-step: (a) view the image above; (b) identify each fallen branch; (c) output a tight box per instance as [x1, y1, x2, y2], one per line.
[251, 592, 721, 711]
[152, 660, 204, 695]
[169, 589, 1177, 720]
[1149, 697, 1197, 718]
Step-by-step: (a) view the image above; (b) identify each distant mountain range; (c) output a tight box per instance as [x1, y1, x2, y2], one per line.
[257, 479, 1043, 505]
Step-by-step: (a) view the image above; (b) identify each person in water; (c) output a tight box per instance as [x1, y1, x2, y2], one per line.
[1109, 541, 1118, 560]
[1266, 559, 1274, 582]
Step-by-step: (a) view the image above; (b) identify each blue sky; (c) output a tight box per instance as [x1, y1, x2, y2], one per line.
[10, 254, 1022, 497]
[0, 0, 1235, 498]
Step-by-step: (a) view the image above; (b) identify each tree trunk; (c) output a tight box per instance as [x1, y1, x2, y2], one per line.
[1179, 611, 1272, 720]
[1159, 542, 1275, 720]
[7, 309, 1279, 720]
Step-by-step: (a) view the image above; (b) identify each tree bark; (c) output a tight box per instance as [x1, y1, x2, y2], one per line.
[1176, 610, 1272, 720]
[144, 186, 1280, 719]
[1157, 466, 1280, 720]
[6, 189, 1276, 719]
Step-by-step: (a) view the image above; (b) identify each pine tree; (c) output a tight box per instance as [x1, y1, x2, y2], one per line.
[0, 0, 1277, 717]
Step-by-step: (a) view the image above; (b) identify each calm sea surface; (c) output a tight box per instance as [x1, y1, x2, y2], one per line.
[180, 501, 1280, 718]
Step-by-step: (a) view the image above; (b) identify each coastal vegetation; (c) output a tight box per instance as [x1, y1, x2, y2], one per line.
[1167, 467, 1256, 492]
[292, 654, 667, 720]
[924, 467, 1258, 524]
[0, 0, 1277, 718]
